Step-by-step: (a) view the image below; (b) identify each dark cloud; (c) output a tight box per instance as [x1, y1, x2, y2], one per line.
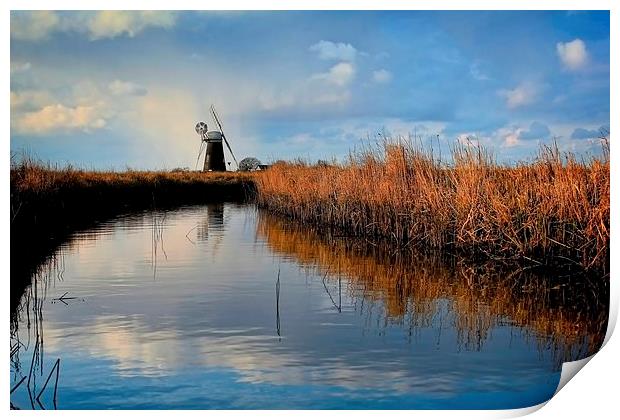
[570, 127, 604, 139]
[519, 121, 550, 140]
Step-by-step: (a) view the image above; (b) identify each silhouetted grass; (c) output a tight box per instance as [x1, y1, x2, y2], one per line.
[11, 155, 256, 226]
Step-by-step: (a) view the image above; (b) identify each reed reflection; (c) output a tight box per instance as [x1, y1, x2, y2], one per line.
[10, 256, 62, 410]
[256, 212, 608, 364]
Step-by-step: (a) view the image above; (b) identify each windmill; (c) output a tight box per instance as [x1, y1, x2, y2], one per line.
[194, 105, 239, 172]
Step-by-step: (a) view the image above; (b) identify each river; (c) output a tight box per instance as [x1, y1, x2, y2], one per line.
[9, 203, 608, 409]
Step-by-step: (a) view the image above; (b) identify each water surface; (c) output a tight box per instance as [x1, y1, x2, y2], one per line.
[10, 203, 608, 409]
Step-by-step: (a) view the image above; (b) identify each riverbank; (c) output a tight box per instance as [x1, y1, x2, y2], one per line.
[11, 158, 256, 236]
[256, 140, 609, 275]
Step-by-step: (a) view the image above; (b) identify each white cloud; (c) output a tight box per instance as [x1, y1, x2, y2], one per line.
[504, 135, 519, 147]
[12, 104, 107, 135]
[70, 80, 108, 106]
[489, 126, 524, 148]
[108, 80, 148, 96]
[10, 90, 55, 111]
[88, 11, 176, 40]
[311, 62, 355, 87]
[498, 82, 538, 109]
[11, 81, 111, 135]
[556, 39, 588, 70]
[372, 69, 392, 84]
[495, 125, 547, 148]
[11, 11, 177, 42]
[11, 11, 60, 41]
[309, 40, 357, 62]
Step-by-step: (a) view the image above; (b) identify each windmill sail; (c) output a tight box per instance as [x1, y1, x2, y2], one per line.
[195, 142, 206, 170]
[210, 105, 239, 167]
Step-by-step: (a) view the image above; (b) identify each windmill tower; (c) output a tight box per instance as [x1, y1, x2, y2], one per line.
[194, 105, 239, 172]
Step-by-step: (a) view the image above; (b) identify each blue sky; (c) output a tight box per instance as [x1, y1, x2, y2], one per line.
[10, 11, 610, 169]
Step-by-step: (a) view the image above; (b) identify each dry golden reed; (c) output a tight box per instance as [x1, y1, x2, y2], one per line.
[10, 155, 253, 197]
[10, 155, 257, 226]
[256, 138, 609, 274]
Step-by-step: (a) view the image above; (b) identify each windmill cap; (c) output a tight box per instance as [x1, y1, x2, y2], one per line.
[206, 130, 223, 140]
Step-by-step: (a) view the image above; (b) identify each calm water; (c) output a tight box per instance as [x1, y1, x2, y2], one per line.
[10, 203, 608, 409]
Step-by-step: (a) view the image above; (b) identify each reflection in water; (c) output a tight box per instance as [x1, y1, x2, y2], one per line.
[10, 204, 609, 409]
[197, 203, 226, 242]
[10, 256, 62, 410]
[256, 213, 608, 364]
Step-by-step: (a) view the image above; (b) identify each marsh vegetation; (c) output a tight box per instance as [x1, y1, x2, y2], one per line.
[257, 138, 610, 275]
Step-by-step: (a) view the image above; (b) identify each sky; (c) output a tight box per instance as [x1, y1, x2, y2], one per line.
[10, 10, 610, 169]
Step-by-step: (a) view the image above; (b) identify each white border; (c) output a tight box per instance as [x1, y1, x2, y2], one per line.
[3, 2, 616, 419]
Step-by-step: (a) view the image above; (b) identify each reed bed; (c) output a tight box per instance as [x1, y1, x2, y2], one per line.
[256, 139, 609, 274]
[11, 157, 254, 207]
